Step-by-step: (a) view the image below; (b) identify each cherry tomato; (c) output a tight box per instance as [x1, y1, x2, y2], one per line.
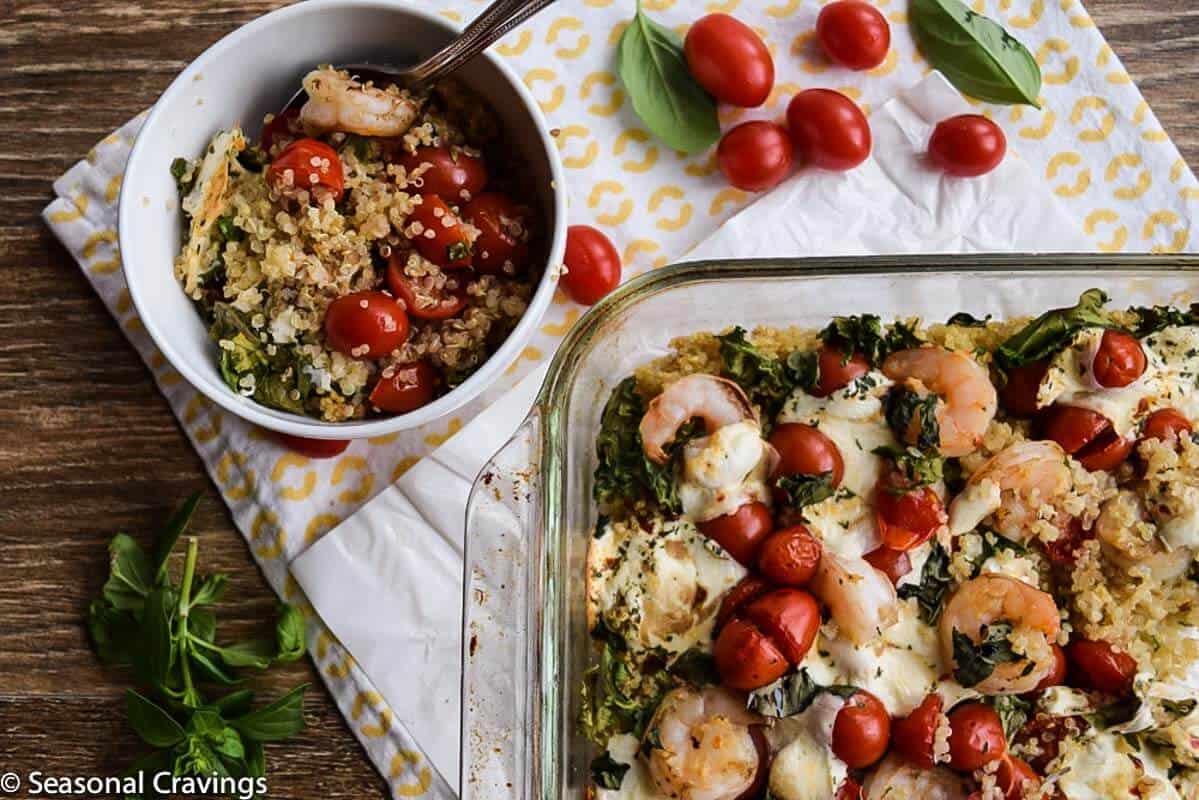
[271, 432, 350, 458]
[832, 690, 891, 768]
[1035, 644, 1068, 691]
[369, 361, 438, 414]
[742, 588, 821, 665]
[386, 253, 468, 321]
[864, 545, 912, 585]
[946, 702, 1007, 772]
[683, 13, 774, 108]
[717, 122, 795, 193]
[1066, 639, 1137, 695]
[396, 146, 487, 202]
[928, 115, 1007, 178]
[815, 345, 871, 397]
[1093, 330, 1146, 388]
[1142, 408, 1192, 445]
[1019, 716, 1073, 774]
[1041, 517, 1093, 567]
[786, 89, 872, 171]
[716, 575, 772, 631]
[463, 192, 529, 275]
[758, 525, 822, 586]
[1043, 405, 1133, 471]
[267, 138, 345, 202]
[891, 693, 943, 769]
[260, 106, 301, 153]
[562, 225, 622, 306]
[324, 291, 410, 359]
[1000, 360, 1049, 418]
[874, 471, 947, 552]
[769, 423, 845, 487]
[1078, 431, 1134, 471]
[835, 778, 863, 800]
[816, 1, 891, 71]
[698, 501, 775, 567]
[996, 757, 1040, 800]
[713, 617, 789, 690]
[410, 195, 473, 269]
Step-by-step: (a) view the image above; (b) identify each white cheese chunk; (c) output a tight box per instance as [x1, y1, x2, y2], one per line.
[1052, 731, 1182, 800]
[678, 420, 772, 522]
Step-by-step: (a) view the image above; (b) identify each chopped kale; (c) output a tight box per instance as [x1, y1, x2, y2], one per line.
[579, 641, 673, 746]
[667, 649, 720, 687]
[820, 314, 924, 366]
[1130, 303, 1199, 337]
[873, 444, 944, 489]
[236, 145, 267, 173]
[716, 327, 817, 423]
[898, 542, 952, 624]
[995, 289, 1116, 370]
[952, 622, 1021, 688]
[214, 214, 245, 244]
[884, 388, 941, 451]
[209, 303, 312, 415]
[593, 378, 689, 516]
[170, 157, 196, 196]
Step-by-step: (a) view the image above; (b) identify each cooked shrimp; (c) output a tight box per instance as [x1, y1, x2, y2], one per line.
[939, 574, 1061, 695]
[948, 440, 1073, 539]
[862, 754, 971, 800]
[299, 67, 421, 138]
[643, 686, 764, 800]
[882, 347, 998, 457]
[811, 550, 899, 646]
[640, 374, 757, 465]
[1095, 490, 1193, 582]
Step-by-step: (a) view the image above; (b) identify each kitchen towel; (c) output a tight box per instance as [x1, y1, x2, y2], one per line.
[42, 0, 1199, 797]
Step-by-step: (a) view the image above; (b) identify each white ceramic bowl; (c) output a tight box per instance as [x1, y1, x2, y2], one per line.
[120, 0, 566, 439]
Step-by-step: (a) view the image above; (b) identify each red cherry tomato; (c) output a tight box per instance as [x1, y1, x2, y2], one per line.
[1142, 408, 1192, 444]
[1066, 639, 1137, 695]
[863, 546, 912, 585]
[786, 89, 872, 171]
[1035, 644, 1068, 691]
[831, 690, 891, 768]
[463, 192, 529, 275]
[928, 115, 1007, 178]
[835, 778, 863, 800]
[1043, 405, 1133, 471]
[1041, 517, 1094, 567]
[769, 423, 845, 487]
[874, 471, 947, 552]
[1077, 431, 1135, 471]
[324, 291, 410, 359]
[267, 138, 345, 202]
[1093, 330, 1147, 388]
[562, 225, 622, 306]
[891, 693, 943, 769]
[698, 501, 775, 567]
[713, 617, 789, 690]
[742, 588, 821, 665]
[946, 703, 1007, 772]
[1000, 360, 1049, 418]
[716, 575, 772, 631]
[271, 432, 350, 458]
[683, 13, 774, 108]
[758, 525, 823, 587]
[410, 195, 473, 269]
[369, 361, 438, 414]
[997, 757, 1040, 800]
[815, 345, 871, 397]
[816, 1, 891, 70]
[717, 122, 795, 193]
[396, 146, 487, 202]
[386, 253, 468, 321]
[260, 106, 301, 153]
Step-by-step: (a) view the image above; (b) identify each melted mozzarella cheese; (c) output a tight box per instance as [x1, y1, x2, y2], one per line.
[1052, 732, 1182, 800]
[767, 695, 849, 800]
[598, 734, 659, 800]
[678, 421, 772, 522]
[587, 518, 747, 655]
[802, 493, 880, 559]
[947, 477, 1001, 536]
[977, 548, 1043, 587]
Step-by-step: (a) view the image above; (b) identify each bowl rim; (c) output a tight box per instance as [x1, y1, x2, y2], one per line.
[119, 0, 567, 440]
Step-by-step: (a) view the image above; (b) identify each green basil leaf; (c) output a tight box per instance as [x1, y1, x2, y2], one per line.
[274, 604, 307, 663]
[821, 315, 924, 367]
[244, 740, 266, 779]
[884, 387, 941, 451]
[667, 648, 720, 686]
[190, 574, 228, 607]
[898, 542, 953, 624]
[231, 685, 309, 742]
[189, 646, 240, 686]
[1131, 303, 1199, 337]
[617, 4, 720, 154]
[589, 754, 630, 790]
[952, 622, 1021, 687]
[746, 669, 857, 718]
[153, 491, 202, 582]
[134, 587, 176, 688]
[213, 689, 256, 719]
[189, 608, 217, 644]
[946, 311, 992, 327]
[125, 690, 187, 748]
[872, 444, 944, 488]
[122, 749, 173, 800]
[988, 694, 1033, 740]
[217, 639, 275, 670]
[88, 600, 140, 665]
[103, 533, 155, 611]
[995, 289, 1115, 369]
[911, 0, 1042, 107]
[775, 471, 836, 512]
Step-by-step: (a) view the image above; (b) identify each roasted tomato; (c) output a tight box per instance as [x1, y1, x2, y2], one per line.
[786, 89, 872, 171]
[463, 192, 529, 275]
[946, 703, 1007, 772]
[1035, 644, 1068, 691]
[816, 1, 891, 70]
[386, 252, 468, 321]
[260, 106, 301, 153]
[323, 291, 410, 359]
[1042, 517, 1093, 567]
[874, 471, 947, 552]
[996, 757, 1040, 800]
[999, 360, 1048, 418]
[713, 617, 789, 690]
[717, 121, 795, 192]
[863, 546, 913, 584]
[741, 588, 821, 666]
[369, 361, 438, 414]
[1092, 330, 1146, 388]
[396, 146, 487, 201]
[698, 501, 775, 566]
[928, 115, 1007, 178]
[271, 432, 350, 459]
[267, 138, 345, 202]
[891, 693, 943, 769]
[1043, 405, 1133, 471]
[716, 575, 772, 631]
[831, 690, 891, 768]
[835, 778, 863, 800]
[770, 423, 845, 488]
[1066, 639, 1137, 695]
[683, 13, 774, 108]
[757, 525, 822, 586]
[562, 225, 622, 306]
[815, 345, 871, 397]
[410, 194, 473, 269]
[1142, 408, 1192, 445]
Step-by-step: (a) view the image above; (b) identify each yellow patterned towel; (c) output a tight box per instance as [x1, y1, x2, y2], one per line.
[41, 1, 1199, 798]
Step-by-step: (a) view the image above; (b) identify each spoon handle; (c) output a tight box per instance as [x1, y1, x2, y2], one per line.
[406, 0, 559, 90]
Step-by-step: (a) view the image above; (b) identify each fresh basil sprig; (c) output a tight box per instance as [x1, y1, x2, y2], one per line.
[911, 0, 1042, 107]
[995, 288, 1115, 370]
[617, 1, 720, 154]
[747, 669, 858, 718]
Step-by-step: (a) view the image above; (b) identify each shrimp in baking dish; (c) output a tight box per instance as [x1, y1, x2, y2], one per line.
[810, 549, 899, 646]
[939, 574, 1061, 695]
[1095, 490, 1194, 582]
[862, 754, 971, 800]
[882, 347, 998, 458]
[299, 66, 421, 138]
[643, 686, 765, 800]
[948, 440, 1075, 539]
[640, 374, 758, 465]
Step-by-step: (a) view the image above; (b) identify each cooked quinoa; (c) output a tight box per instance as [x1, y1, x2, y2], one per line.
[171, 67, 539, 421]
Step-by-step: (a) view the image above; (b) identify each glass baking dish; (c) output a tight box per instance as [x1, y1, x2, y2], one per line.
[459, 253, 1199, 800]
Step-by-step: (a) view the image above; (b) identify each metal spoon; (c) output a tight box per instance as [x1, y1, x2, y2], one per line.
[283, 0, 558, 111]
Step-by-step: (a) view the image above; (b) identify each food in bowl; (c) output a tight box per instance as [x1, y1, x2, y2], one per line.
[580, 291, 1199, 799]
[170, 66, 538, 421]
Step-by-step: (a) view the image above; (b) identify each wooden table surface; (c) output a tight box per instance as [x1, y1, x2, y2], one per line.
[2, 1, 1198, 797]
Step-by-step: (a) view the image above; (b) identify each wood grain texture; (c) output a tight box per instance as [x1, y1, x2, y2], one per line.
[1, 0, 1198, 797]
